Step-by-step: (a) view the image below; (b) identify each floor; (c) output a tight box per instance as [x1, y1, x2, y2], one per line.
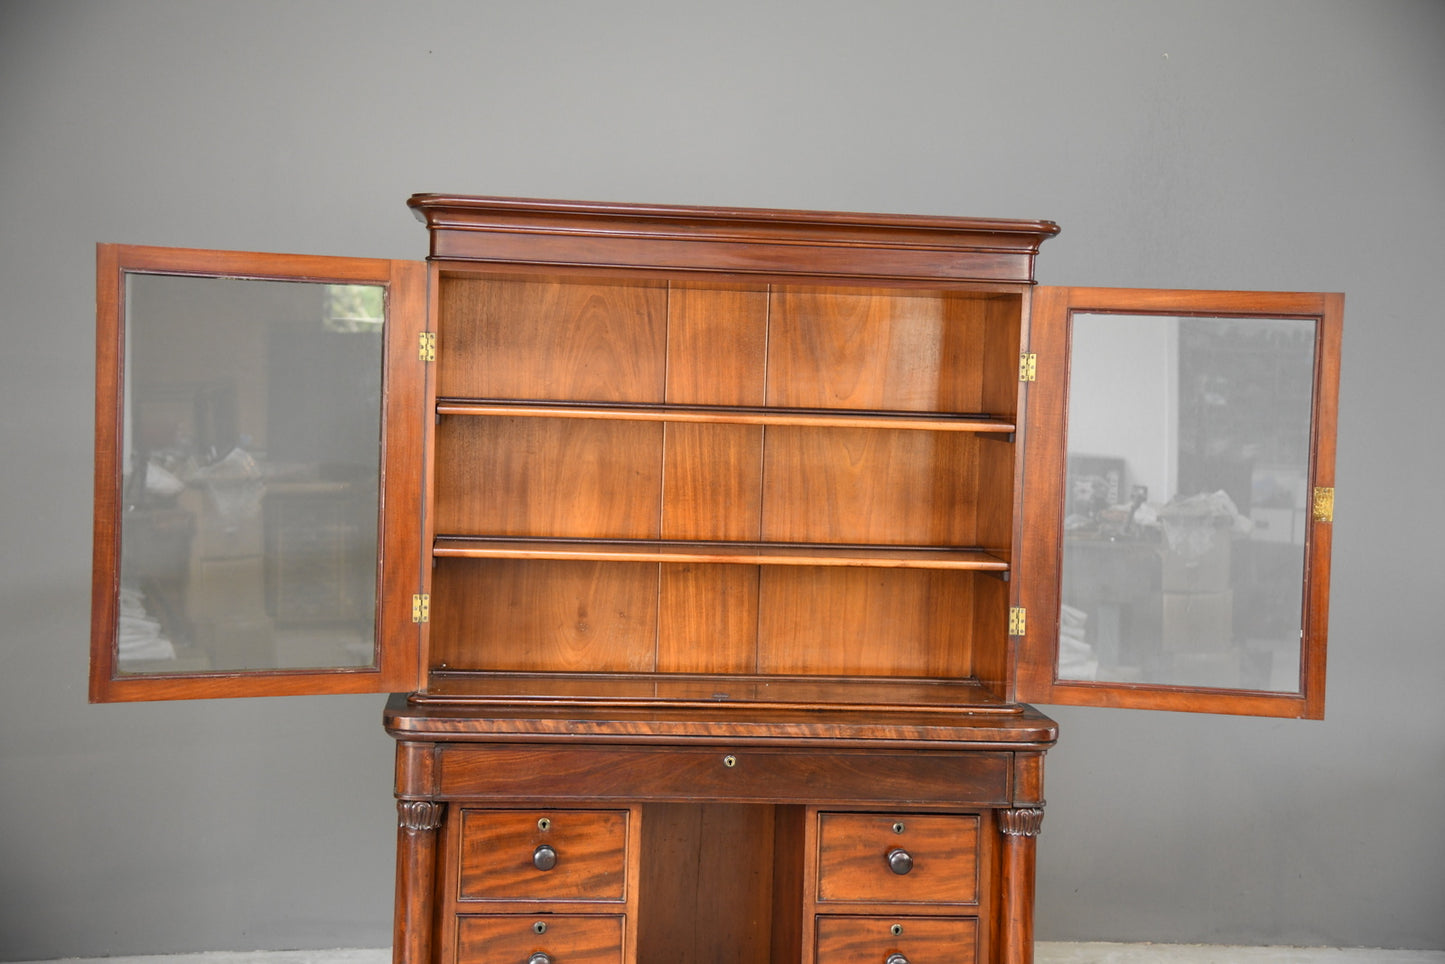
[12, 946, 1444, 964]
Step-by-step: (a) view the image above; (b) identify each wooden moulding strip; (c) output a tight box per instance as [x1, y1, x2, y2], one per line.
[431, 538, 1010, 572]
[434, 399, 1016, 434]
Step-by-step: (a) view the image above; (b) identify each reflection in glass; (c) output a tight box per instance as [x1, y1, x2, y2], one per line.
[1059, 314, 1316, 692]
[117, 274, 384, 674]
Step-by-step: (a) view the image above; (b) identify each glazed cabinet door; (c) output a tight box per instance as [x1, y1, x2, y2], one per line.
[91, 245, 427, 701]
[1017, 287, 1341, 718]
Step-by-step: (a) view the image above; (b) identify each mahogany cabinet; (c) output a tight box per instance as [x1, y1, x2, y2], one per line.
[91, 195, 1342, 964]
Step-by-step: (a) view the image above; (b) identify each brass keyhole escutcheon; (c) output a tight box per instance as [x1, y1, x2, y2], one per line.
[537, 817, 551, 832]
[723, 754, 738, 768]
[890, 923, 904, 936]
[892, 822, 905, 834]
[533, 920, 547, 934]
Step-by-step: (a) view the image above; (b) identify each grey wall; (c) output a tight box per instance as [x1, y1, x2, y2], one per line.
[2, 0, 1442, 957]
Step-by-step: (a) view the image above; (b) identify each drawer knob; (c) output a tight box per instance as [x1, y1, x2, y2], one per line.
[533, 844, 558, 871]
[528, 955, 554, 964]
[886, 955, 910, 964]
[887, 848, 914, 875]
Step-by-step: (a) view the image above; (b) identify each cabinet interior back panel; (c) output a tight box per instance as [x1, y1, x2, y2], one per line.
[437, 275, 669, 402]
[766, 288, 1005, 414]
[433, 416, 665, 539]
[428, 559, 980, 680]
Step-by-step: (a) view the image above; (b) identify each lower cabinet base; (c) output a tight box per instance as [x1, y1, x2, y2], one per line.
[387, 700, 1054, 964]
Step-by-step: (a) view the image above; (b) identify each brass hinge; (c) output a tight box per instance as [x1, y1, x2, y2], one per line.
[412, 593, 430, 623]
[418, 331, 436, 362]
[1009, 607, 1027, 636]
[1312, 487, 1335, 523]
[1019, 352, 1037, 382]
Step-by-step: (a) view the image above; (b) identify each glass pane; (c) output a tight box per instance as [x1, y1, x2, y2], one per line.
[117, 273, 383, 674]
[1059, 313, 1316, 692]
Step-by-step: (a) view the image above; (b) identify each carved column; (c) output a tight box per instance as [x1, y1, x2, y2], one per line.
[394, 799, 446, 964]
[997, 807, 1045, 964]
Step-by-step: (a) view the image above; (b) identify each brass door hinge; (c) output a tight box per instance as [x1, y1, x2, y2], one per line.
[1019, 353, 1037, 382]
[412, 593, 430, 623]
[1009, 607, 1027, 636]
[418, 332, 436, 362]
[1312, 487, 1335, 523]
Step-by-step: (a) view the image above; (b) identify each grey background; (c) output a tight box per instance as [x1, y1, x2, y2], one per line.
[2, 0, 1442, 957]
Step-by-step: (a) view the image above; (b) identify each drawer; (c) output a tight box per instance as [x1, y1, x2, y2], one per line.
[456, 914, 623, 964]
[816, 813, 978, 905]
[458, 809, 629, 901]
[815, 915, 977, 964]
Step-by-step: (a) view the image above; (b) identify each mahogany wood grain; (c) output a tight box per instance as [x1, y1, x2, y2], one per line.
[457, 808, 629, 901]
[761, 427, 980, 546]
[665, 283, 769, 406]
[756, 567, 975, 678]
[428, 559, 659, 674]
[433, 416, 663, 539]
[661, 423, 763, 541]
[816, 812, 980, 905]
[636, 803, 780, 963]
[813, 914, 978, 964]
[90, 245, 426, 702]
[1016, 286, 1341, 718]
[996, 823, 1039, 964]
[410, 194, 1060, 285]
[433, 744, 1017, 806]
[455, 914, 624, 964]
[436, 274, 667, 402]
[432, 539, 1009, 571]
[393, 809, 441, 964]
[414, 673, 1017, 714]
[434, 400, 1016, 433]
[766, 287, 985, 412]
[656, 565, 759, 674]
[770, 805, 808, 964]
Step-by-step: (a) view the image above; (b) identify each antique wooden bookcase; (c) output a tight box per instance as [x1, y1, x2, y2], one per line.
[91, 195, 1342, 964]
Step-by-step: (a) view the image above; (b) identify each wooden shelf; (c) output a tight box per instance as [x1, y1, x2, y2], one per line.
[416, 671, 1018, 713]
[435, 398, 1016, 434]
[432, 537, 1010, 572]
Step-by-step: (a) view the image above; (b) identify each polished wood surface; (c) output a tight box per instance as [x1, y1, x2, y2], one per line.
[455, 914, 624, 964]
[813, 915, 978, 964]
[457, 808, 629, 901]
[90, 245, 426, 701]
[90, 196, 1342, 964]
[816, 812, 980, 905]
[1016, 286, 1342, 718]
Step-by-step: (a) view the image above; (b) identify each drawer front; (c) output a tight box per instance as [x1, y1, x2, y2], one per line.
[458, 809, 629, 901]
[817, 813, 978, 905]
[439, 745, 1013, 806]
[815, 915, 977, 964]
[456, 914, 624, 964]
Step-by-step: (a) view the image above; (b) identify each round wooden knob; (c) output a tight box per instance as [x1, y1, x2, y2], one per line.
[886, 954, 910, 964]
[887, 848, 913, 875]
[528, 954, 553, 964]
[533, 844, 557, 871]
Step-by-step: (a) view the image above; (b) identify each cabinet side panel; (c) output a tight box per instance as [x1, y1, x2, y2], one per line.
[428, 559, 659, 673]
[436, 274, 667, 403]
[756, 567, 974, 677]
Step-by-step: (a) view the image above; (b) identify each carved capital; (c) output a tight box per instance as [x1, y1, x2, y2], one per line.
[398, 800, 445, 834]
[999, 807, 1044, 837]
